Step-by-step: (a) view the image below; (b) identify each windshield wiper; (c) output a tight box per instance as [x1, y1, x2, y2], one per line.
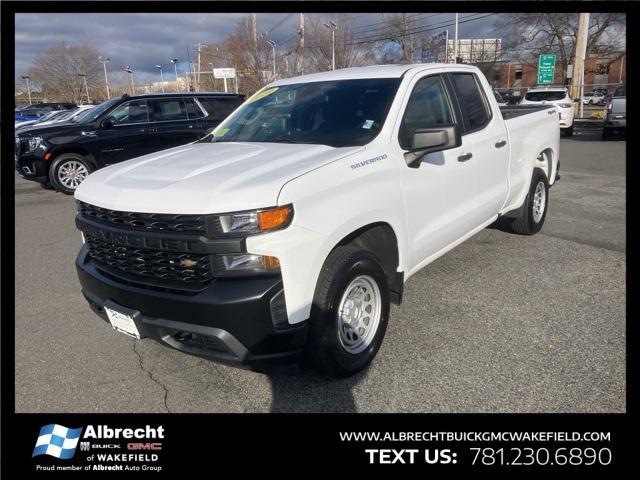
[268, 137, 302, 144]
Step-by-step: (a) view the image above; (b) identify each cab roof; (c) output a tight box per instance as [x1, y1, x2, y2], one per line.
[271, 63, 479, 86]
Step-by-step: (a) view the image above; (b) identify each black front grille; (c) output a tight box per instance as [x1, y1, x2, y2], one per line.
[78, 202, 207, 235]
[85, 234, 213, 289]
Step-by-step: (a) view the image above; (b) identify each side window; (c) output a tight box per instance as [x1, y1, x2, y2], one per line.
[149, 98, 188, 121]
[197, 97, 240, 121]
[109, 100, 150, 124]
[184, 98, 205, 119]
[449, 73, 491, 132]
[399, 75, 454, 150]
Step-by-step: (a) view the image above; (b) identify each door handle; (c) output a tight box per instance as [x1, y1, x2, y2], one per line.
[187, 125, 195, 129]
[457, 152, 473, 162]
[495, 140, 507, 148]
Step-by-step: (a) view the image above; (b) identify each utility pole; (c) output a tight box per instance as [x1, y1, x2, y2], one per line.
[619, 54, 624, 83]
[266, 39, 277, 80]
[78, 73, 90, 103]
[454, 13, 459, 63]
[324, 20, 337, 70]
[170, 58, 180, 92]
[99, 56, 110, 99]
[295, 13, 304, 75]
[571, 13, 590, 118]
[21, 75, 32, 104]
[251, 12, 258, 72]
[194, 42, 208, 92]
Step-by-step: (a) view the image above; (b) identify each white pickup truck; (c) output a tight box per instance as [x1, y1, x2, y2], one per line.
[74, 64, 559, 377]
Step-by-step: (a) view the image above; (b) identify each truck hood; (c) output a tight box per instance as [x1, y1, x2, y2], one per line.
[75, 142, 363, 214]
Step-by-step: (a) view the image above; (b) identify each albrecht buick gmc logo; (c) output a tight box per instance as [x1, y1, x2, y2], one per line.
[83, 425, 164, 440]
[33, 425, 164, 459]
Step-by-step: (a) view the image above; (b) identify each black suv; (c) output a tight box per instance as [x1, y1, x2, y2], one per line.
[15, 92, 244, 194]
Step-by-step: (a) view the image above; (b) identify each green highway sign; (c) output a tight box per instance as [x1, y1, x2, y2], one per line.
[537, 54, 557, 84]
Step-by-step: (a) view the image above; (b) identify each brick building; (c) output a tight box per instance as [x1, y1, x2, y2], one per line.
[493, 53, 626, 94]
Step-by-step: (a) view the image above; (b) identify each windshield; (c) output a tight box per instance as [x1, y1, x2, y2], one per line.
[614, 85, 626, 96]
[524, 91, 566, 102]
[72, 98, 119, 123]
[202, 78, 401, 147]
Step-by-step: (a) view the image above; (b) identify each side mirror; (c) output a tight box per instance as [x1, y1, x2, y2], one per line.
[404, 125, 461, 168]
[100, 117, 115, 130]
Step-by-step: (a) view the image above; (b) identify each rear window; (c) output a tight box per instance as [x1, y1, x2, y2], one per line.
[197, 97, 242, 121]
[614, 85, 626, 97]
[524, 91, 566, 102]
[149, 98, 188, 121]
[449, 73, 491, 132]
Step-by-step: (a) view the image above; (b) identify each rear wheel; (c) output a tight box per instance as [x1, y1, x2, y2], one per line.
[49, 153, 93, 195]
[509, 168, 549, 235]
[306, 246, 390, 377]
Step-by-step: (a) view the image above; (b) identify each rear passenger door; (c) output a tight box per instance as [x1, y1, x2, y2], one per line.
[147, 97, 203, 151]
[448, 72, 510, 222]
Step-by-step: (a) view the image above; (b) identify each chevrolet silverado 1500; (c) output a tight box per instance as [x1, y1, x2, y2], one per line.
[74, 64, 559, 377]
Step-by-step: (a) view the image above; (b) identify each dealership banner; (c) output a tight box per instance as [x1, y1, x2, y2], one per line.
[3, 413, 630, 475]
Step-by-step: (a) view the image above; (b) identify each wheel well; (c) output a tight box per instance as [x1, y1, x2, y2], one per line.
[49, 148, 97, 174]
[335, 222, 403, 304]
[536, 148, 554, 181]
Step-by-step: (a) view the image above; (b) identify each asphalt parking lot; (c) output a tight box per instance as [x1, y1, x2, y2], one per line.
[14, 127, 625, 413]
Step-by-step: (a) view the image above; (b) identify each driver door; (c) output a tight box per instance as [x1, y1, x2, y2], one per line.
[97, 99, 158, 165]
[394, 73, 476, 274]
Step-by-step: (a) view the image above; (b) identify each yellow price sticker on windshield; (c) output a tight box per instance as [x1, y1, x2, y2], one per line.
[212, 128, 229, 137]
[247, 87, 279, 104]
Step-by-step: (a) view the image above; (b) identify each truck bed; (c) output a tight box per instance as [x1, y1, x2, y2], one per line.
[500, 105, 552, 120]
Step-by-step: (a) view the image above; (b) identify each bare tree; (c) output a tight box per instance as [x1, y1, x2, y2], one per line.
[498, 13, 625, 81]
[306, 14, 373, 72]
[225, 16, 271, 96]
[25, 42, 104, 103]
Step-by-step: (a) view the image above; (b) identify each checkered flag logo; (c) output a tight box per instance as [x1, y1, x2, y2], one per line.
[32, 424, 83, 459]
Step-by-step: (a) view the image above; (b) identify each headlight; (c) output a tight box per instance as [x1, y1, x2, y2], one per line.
[218, 205, 293, 235]
[559, 103, 573, 109]
[27, 136, 44, 152]
[214, 253, 280, 276]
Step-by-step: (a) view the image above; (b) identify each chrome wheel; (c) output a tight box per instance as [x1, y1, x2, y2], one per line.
[57, 160, 88, 189]
[532, 181, 546, 223]
[337, 275, 382, 354]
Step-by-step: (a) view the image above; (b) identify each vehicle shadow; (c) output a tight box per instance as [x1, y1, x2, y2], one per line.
[268, 368, 365, 413]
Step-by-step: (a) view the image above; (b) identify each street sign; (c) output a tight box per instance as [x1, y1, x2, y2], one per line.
[537, 54, 556, 84]
[213, 68, 236, 79]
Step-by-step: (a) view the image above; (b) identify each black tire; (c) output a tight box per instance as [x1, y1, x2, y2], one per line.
[602, 127, 611, 141]
[509, 168, 549, 235]
[561, 125, 574, 137]
[306, 246, 390, 378]
[49, 153, 93, 195]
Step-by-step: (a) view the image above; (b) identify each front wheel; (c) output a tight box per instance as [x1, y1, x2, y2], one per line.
[306, 246, 390, 377]
[49, 153, 93, 195]
[561, 125, 574, 137]
[509, 168, 549, 235]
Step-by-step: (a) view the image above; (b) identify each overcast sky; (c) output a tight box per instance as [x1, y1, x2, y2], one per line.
[15, 12, 502, 79]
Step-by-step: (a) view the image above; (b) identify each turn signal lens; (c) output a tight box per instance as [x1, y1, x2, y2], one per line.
[258, 206, 292, 232]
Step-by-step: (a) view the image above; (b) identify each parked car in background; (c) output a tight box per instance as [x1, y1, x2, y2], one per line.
[14, 102, 77, 122]
[73, 64, 560, 376]
[582, 91, 605, 105]
[15, 92, 244, 194]
[520, 86, 575, 136]
[603, 83, 626, 140]
[15, 105, 95, 132]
